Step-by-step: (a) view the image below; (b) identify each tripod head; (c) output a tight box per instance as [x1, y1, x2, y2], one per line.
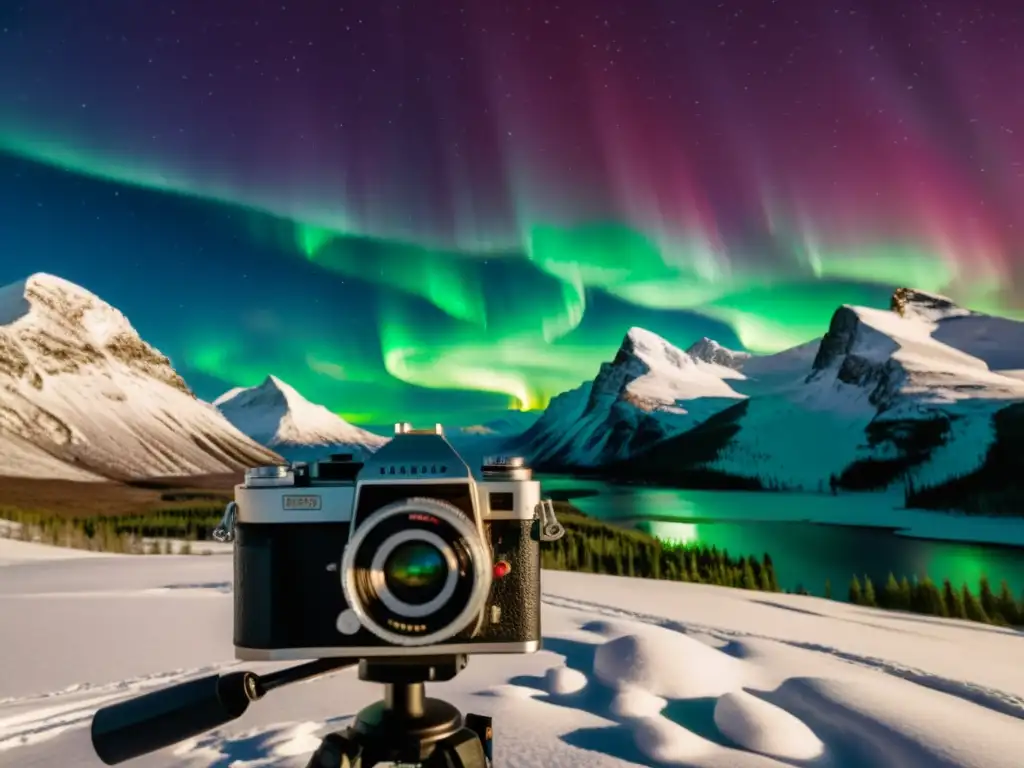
[90, 654, 493, 768]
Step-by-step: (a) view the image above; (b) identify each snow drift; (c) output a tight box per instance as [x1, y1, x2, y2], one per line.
[2, 548, 1023, 767]
[0, 273, 282, 480]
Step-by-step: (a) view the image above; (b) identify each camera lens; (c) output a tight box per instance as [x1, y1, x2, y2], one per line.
[341, 497, 493, 647]
[383, 541, 448, 605]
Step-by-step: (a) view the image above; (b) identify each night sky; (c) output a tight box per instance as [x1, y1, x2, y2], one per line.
[0, 0, 1022, 426]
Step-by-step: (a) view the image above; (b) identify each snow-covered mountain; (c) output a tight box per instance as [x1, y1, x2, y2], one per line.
[0, 273, 282, 481]
[686, 337, 751, 370]
[516, 327, 747, 468]
[609, 289, 1024, 495]
[214, 375, 388, 462]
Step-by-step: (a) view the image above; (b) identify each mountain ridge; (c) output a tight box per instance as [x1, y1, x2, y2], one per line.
[525, 288, 1024, 507]
[0, 273, 282, 480]
[215, 375, 388, 461]
[516, 327, 747, 468]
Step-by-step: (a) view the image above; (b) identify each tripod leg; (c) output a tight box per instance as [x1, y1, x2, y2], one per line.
[304, 730, 365, 768]
[425, 726, 490, 768]
[463, 713, 493, 765]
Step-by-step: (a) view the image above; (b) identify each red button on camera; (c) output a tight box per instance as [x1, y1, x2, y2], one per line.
[493, 560, 512, 578]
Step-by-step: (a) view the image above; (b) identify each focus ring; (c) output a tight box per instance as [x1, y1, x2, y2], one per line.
[340, 497, 493, 647]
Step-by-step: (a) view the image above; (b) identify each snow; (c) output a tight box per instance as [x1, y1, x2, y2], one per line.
[846, 306, 1024, 403]
[0, 430, 106, 481]
[0, 537, 119, 566]
[697, 301, 1024, 491]
[621, 327, 744, 407]
[2, 544, 1023, 767]
[526, 288, 1024, 493]
[686, 337, 751, 372]
[714, 691, 825, 761]
[521, 329, 747, 468]
[215, 375, 387, 460]
[0, 273, 282, 479]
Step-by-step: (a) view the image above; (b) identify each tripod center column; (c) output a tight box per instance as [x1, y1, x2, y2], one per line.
[384, 682, 426, 718]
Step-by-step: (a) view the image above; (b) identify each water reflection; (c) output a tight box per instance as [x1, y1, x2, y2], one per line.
[542, 478, 1024, 599]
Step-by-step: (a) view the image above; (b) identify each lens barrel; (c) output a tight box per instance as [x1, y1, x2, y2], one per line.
[340, 497, 492, 647]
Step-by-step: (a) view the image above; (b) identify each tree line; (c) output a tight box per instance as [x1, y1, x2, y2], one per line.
[541, 506, 781, 591]
[0, 503, 220, 554]
[3, 502, 1023, 629]
[846, 572, 1024, 627]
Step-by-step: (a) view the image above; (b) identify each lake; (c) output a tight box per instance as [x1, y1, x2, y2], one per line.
[538, 476, 1024, 600]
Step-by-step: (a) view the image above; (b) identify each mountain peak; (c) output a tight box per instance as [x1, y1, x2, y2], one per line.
[26, 272, 89, 292]
[259, 374, 300, 400]
[216, 376, 387, 451]
[521, 325, 747, 469]
[599, 327, 743, 415]
[0, 272, 192, 395]
[890, 287, 972, 322]
[686, 337, 751, 370]
[0, 273, 280, 479]
[618, 327, 694, 371]
[0, 272, 132, 338]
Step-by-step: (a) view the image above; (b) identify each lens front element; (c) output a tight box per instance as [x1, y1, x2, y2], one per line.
[383, 540, 448, 604]
[370, 529, 459, 618]
[340, 497, 492, 647]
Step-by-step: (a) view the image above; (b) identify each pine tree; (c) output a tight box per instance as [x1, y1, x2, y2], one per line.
[996, 581, 1019, 626]
[758, 566, 772, 592]
[824, 578, 832, 600]
[881, 573, 901, 609]
[747, 555, 759, 575]
[915, 577, 946, 617]
[687, 551, 701, 583]
[741, 560, 757, 590]
[943, 579, 966, 620]
[763, 554, 780, 592]
[862, 576, 878, 608]
[978, 576, 1001, 624]
[962, 584, 988, 623]
[848, 575, 863, 605]
[898, 577, 913, 611]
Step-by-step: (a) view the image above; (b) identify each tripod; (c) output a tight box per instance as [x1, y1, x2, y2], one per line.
[305, 655, 491, 768]
[90, 654, 492, 768]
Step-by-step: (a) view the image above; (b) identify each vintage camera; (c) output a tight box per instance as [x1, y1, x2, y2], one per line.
[214, 423, 565, 661]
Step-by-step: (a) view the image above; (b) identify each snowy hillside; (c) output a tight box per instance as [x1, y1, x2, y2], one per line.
[614, 289, 1024, 493]
[215, 376, 387, 462]
[0, 273, 282, 480]
[517, 328, 746, 468]
[1, 541, 1022, 767]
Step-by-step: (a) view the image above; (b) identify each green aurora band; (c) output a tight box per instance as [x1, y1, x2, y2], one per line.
[2, 129, 1019, 419]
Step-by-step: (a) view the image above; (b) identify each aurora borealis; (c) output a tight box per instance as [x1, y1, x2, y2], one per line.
[0, 1, 1022, 426]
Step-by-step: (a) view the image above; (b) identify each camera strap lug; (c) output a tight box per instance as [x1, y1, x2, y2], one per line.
[213, 501, 237, 543]
[535, 499, 565, 542]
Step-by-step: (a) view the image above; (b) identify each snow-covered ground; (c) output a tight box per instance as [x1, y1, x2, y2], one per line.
[1, 541, 1022, 767]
